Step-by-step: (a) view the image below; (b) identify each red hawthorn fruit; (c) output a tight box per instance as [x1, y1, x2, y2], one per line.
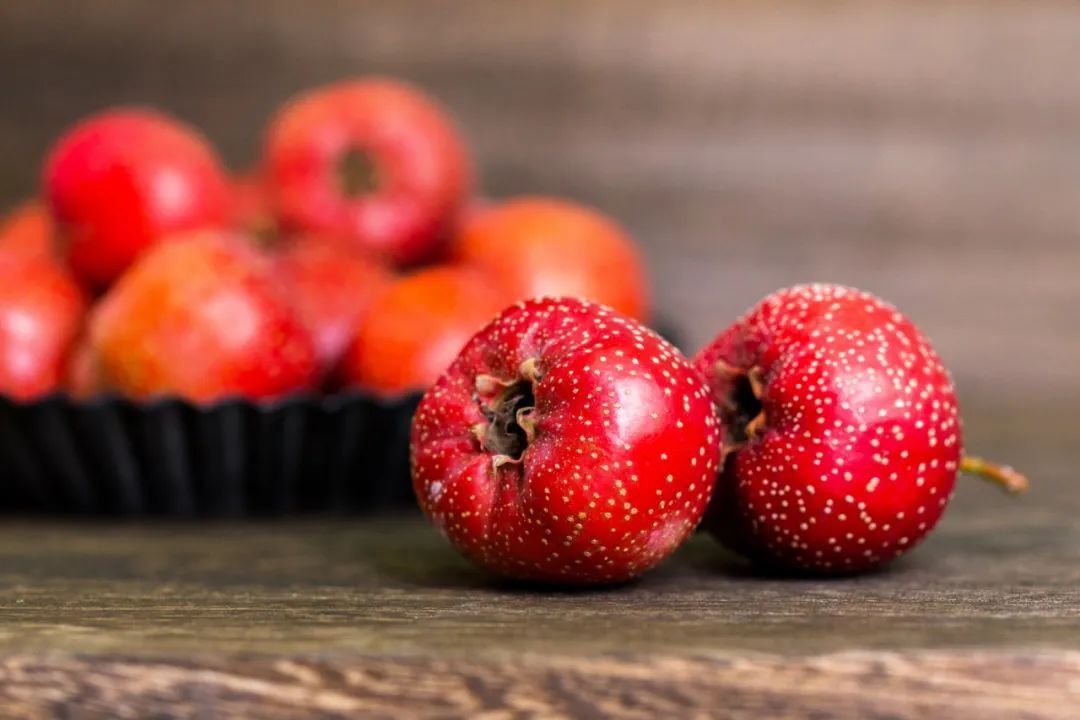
[411, 297, 720, 584]
[264, 78, 471, 267]
[452, 197, 651, 321]
[89, 231, 317, 402]
[0, 201, 55, 260]
[273, 237, 392, 379]
[0, 255, 86, 401]
[44, 108, 230, 289]
[694, 283, 1027, 574]
[341, 266, 505, 395]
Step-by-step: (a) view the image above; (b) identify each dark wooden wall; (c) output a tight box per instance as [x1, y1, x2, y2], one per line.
[1, 1, 1077, 408]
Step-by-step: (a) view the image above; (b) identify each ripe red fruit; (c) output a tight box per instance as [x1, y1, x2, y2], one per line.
[453, 197, 651, 321]
[265, 78, 470, 267]
[44, 108, 230, 289]
[341, 266, 505, 395]
[89, 231, 317, 402]
[0, 255, 86, 401]
[0, 202, 55, 260]
[412, 297, 720, 584]
[694, 284, 1026, 574]
[273, 237, 392, 379]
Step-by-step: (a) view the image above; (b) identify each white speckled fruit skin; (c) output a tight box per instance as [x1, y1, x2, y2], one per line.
[695, 284, 962, 574]
[411, 297, 720, 584]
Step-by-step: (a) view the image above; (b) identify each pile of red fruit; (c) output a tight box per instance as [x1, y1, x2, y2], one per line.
[0, 77, 649, 403]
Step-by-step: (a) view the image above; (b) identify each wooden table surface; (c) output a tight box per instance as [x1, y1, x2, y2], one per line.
[0, 401, 1076, 719]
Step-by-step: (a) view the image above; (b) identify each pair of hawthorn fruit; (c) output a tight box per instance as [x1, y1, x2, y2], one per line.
[411, 286, 1026, 585]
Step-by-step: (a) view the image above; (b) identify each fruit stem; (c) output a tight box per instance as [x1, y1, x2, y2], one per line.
[960, 455, 1029, 494]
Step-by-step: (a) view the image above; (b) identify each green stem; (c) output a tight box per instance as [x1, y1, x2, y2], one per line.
[960, 455, 1029, 494]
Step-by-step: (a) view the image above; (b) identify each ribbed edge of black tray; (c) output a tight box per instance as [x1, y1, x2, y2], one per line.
[0, 391, 420, 517]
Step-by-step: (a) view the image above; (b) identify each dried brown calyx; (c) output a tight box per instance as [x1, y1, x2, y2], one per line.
[473, 358, 542, 469]
[714, 359, 767, 459]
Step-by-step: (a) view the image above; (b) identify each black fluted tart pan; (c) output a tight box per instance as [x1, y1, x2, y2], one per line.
[0, 390, 420, 517]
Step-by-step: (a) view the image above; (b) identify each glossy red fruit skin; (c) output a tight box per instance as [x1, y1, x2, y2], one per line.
[44, 108, 230, 289]
[273, 237, 392, 379]
[89, 231, 317, 403]
[693, 284, 961, 574]
[0, 202, 55, 260]
[412, 297, 720, 585]
[340, 266, 506, 396]
[453, 197, 651, 321]
[264, 78, 471, 267]
[0, 255, 86, 401]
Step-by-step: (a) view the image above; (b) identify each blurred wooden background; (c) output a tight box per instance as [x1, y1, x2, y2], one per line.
[1, 0, 1077, 411]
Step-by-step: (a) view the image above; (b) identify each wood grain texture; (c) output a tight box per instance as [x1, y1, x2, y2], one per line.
[0, 651, 1078, 720]
[1, 477, 1078, 660]
[1, 0, 1079, 404]
[0, 471, 1077, 719]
